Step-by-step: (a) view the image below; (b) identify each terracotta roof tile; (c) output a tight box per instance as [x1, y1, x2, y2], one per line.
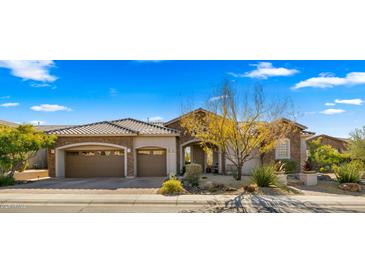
[45, 118, 179, 136]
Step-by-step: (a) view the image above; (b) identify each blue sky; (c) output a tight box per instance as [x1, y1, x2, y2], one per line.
[0, 60, 364, 137]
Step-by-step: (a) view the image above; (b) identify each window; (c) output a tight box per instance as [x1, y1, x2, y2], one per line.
[206, 148, 213, 166]
[138, 150, 150, 155]
[184, 146, 191, 164]
[114, 150, 125, 156]
[66, 151, 79, 156]
[81, 151, 95, 156]
[275, 138, 290, 159]
[152, 150, 165, 155]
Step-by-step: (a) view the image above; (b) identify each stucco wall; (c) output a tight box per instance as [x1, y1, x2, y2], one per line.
[165, 120, 196, 173]
[28, 148, 48, 169]
[133, 136, 177, 176]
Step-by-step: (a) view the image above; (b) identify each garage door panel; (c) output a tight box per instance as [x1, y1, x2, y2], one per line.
[65, 150, 124, 178]
[137, 148, 166, 177]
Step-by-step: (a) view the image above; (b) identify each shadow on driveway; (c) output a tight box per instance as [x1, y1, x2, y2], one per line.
[0, 177, 164, 190]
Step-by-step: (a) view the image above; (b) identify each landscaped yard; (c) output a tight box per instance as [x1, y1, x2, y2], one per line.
[184, 173, 302, 195]
[289, 177, 365, 196]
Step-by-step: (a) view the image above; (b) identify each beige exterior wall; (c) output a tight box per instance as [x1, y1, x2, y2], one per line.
[225, 150, 260, 175]
[133, 136, 177, 176]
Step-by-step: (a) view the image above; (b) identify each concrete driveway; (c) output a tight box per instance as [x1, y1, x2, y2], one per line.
[0, 177, 164, 190]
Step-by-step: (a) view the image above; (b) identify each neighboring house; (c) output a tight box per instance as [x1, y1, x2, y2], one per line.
[44, 108, 313, 178]
[306, 134, 349, 153]
[27, 125, 73, 169]
[0, 120, 70, 170]
[0, 119, 18, 127]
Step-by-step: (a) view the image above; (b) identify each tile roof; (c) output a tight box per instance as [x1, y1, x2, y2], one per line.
[111, 118, 178, 135]
[0, 119, 19, 127]
[36, 125, 74, 132]
[45, 118, 179, 136]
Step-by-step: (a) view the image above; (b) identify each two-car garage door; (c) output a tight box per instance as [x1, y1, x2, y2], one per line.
[64, 146, 167, 178]
[65, 149, 125, 178]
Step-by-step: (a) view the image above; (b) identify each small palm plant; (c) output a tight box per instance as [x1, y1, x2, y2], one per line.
[251, 165, 277, 187]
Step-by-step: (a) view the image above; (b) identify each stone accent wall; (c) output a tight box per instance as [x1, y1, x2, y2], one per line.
[48, 136, 134, 177]
[263, 129, 302, 171]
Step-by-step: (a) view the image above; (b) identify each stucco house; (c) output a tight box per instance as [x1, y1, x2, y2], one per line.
[45, 109, 313, 178]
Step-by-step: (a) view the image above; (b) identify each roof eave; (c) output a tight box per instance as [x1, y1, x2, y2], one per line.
[47, 134, 138, 137]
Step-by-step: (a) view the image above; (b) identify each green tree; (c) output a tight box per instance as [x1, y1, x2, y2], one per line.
[349, 126, 365, 160]
[307, 137, 350, 171]
[0, 125, 56, 178]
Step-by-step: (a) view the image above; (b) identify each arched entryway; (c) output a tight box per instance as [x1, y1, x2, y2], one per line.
[180, 140, 221, 174]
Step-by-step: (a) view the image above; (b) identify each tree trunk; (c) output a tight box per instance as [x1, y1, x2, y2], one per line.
[236, 165, 242, 181]
[260, 153, 265, 166]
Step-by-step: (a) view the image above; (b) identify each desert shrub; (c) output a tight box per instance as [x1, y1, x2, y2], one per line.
[159, 179, 185, 195]
[277, 159, 298, 173]
[0, 176, 16, 187]
[168, 173, 178, 180]
[275, 160, 298, 174]
[307, 138, 350, 171]
[184, 163, 202, 186]
[251, 165, 277, 187]
[319, 166, 329, 173]
[333, 161, 364, 184]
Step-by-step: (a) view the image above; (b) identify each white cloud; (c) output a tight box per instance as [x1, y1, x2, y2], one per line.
[0, 102, 19, 107]
[29, 120, 47, 125]
[292, 72, 365, 89]
[324, 102, 336, 106]
[30, 83, 52, 88]
[0, 60, 57, 82]
[149, 116, 163, 122]
[229, 62, 298, 79]
[334, 98, 364, 105]
[320, 108, 346, 115]
[209, 95, 228, 101]
[31, 104, 71, 112]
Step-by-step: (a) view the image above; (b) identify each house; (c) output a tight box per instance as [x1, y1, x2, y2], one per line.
[46, 119, 179, 178]
[0, 119, 18, 127]
[306, 134, 349, 153]
[165, 109, 311, 175]
[45, 109, 312, 178]
[27, 125, 74, 169]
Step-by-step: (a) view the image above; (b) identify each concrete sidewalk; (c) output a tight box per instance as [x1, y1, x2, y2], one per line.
[1, 193, 365, 212]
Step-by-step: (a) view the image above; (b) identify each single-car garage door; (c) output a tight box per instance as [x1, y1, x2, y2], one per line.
[137, 148, 166, 177]
[65, 150, 125, 177]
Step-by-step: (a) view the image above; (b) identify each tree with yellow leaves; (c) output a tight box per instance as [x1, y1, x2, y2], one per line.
[181, 82, 296, 180]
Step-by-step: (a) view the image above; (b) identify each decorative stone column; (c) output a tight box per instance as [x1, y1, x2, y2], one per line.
[299, 172, 318, 186]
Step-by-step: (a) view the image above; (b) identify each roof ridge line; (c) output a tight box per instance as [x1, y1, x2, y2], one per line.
[124, 117, 179, 133]
[44, 121, 108, 133]
[106, 121, 138, 134]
